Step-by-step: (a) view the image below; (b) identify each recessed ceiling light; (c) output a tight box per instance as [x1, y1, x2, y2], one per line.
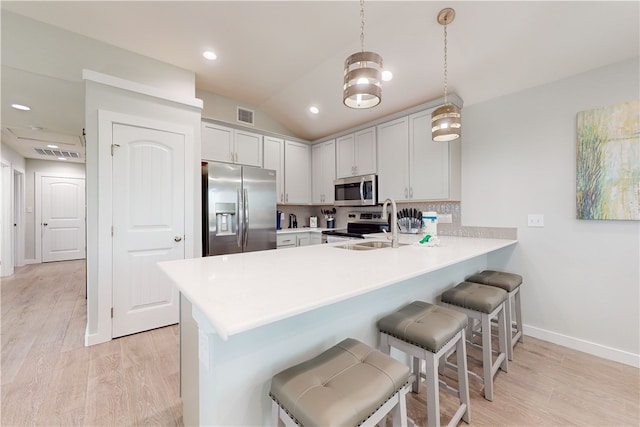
[47, 144, 59, 149]
[11, 103, 31, 111]
[203, 50, 217, 60]
[309, 106, 319, 114]
[57, 157, 66, 161]
[381, 70, 393, 82]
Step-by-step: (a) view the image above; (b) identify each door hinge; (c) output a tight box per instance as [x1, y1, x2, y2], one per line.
[111, 307, 114, 318]
[110, 143, 120, 156]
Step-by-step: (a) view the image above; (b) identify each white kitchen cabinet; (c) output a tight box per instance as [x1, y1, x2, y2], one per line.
[312, 139, 336, 204]
[377, 110, 460, 201]
[336, 127, 377, 178]
[377, 117, 410, 201]
[408, 109, 460, 200]
[202, 122, 262, 167]
[283, 140, 311, 204]
[263, 136, 285, 203]
[309, 232, 322, 245]
[296, 234, 310, 247]
[276, 234, 297, 249]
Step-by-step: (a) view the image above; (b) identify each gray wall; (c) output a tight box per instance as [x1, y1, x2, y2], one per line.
[463, 57, 639, 364]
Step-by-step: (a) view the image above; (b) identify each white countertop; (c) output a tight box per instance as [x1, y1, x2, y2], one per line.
[159, 235, 517, 341]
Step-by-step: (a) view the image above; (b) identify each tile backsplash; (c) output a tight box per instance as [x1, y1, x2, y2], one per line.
[277, 201, 517, 239]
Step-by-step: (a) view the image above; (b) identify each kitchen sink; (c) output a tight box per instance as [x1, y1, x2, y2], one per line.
[355, 241, 408, 249]
[333, 241, 408, 250]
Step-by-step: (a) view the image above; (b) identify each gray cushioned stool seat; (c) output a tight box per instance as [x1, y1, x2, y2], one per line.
[441, 281, 507, 313]
[269, 338, 410, 426]
[466, 270, 522, 292]
[378, 301, 468, 353]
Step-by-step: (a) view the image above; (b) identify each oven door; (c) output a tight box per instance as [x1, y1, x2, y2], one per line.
[334, 175, 377, 206]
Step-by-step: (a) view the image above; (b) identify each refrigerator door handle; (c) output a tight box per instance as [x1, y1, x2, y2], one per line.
[236, 188, 242, 248]
[243, 188, 249, 246]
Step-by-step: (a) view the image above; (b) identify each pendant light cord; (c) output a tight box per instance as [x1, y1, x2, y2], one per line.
[360, 0, 365, 52]
[443, 21, 448, 104]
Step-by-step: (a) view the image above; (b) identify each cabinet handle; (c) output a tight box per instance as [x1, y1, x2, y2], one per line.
[280, 193, 284, 202]
[285, 194, 289, 203]
[409, 187, 413, 198]
[404, 188, 408, 198]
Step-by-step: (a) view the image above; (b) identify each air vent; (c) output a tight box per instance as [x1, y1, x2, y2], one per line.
[34, 148, 81, 159]
[237, 107, 255, 125]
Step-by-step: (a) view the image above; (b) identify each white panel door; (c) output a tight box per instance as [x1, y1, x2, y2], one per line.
[41, 176, 86, 262]
[112, 123, 184, 338]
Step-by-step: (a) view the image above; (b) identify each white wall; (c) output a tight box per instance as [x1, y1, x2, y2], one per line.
[197, 89, 297, 138]
[463, 57, 640, 366]
[22, 159, 85, 262]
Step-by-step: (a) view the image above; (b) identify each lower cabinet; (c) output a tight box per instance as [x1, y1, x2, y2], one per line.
[277, 232, 323, 249]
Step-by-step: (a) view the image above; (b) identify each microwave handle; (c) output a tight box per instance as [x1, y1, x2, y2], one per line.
[360, 177, 365, 204]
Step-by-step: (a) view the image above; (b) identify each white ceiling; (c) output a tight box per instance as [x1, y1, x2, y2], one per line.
[1, 1, 639, 162]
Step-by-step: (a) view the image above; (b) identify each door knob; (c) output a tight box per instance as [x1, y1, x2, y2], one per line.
[174, 236, 182, 242]
[43, 223, 48, 226]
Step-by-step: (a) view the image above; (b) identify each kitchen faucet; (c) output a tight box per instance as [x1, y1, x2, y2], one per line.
[381, 198, 399, 248]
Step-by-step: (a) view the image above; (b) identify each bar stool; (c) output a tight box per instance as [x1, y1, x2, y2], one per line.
[378, 301, 471, 427]
[466, 270, 523, 361]
[269, 338, 411, 427]
[440, 282, 508, 401]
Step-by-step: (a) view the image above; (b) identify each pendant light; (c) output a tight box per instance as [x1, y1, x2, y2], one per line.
[432, 8, 461, 142]
[343, 0, 383, 109]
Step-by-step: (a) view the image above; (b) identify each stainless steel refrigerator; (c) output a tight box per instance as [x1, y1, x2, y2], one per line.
[202, 162, 276, 256]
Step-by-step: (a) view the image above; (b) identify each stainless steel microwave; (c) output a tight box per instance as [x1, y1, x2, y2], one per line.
[334, 174, 378, 206]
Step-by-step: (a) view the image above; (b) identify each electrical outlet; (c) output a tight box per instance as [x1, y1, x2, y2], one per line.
[527, 214, 544, 227]
[438, 213, 453, 224]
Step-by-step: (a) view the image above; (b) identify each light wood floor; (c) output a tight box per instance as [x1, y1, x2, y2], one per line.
[2, 260, 638, 426]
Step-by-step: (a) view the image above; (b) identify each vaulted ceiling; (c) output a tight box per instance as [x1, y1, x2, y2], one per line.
[2, 1, 639, 162]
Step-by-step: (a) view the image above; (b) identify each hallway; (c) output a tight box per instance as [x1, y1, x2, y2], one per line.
[1, 260, 182, 425]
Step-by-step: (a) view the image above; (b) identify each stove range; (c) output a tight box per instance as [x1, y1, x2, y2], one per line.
[322, 212, 389, 242]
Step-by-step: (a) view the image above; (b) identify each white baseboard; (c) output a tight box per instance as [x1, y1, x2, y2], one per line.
[85, 324, 111, 347]
[23, 258, 39, 265]
[524, 324, 639, 368]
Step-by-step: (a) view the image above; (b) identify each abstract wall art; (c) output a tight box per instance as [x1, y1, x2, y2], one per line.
[576, 100, 639, 220]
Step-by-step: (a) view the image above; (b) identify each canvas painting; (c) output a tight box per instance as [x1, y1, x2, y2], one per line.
[576, 100, 639, 220]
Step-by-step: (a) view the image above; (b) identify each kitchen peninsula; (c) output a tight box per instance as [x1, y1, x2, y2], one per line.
[159, 234, 517, 426]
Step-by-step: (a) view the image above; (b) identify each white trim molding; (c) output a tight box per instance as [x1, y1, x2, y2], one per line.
[524, 324, 639, 368]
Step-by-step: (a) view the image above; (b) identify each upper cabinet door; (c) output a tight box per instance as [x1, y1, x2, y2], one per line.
[312, 139, 336, 204]
[377, 117, 409, 201]
[284, 140, 311, 204]
[336, 134, 355, 178]
[354, 127, 376, 176]
[235, 129, 262, 167]
[409, 110, 450, 200]
[202, 123, 234, 163]
[264, 136, 285, 204]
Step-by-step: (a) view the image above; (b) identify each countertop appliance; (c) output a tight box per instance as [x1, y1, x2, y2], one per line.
[322, 211, 389, 243]
[334, 174, 378, 206]
[202, 161, 276, 256]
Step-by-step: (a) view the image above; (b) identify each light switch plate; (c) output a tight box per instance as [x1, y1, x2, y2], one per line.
[528, 214, 544, 227]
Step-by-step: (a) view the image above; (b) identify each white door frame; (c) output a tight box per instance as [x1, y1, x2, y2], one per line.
[13, 167, 25, 268]
[1, 161, 13, 277]
[86, 109, 194, 346]
[34, 172, 86, 264]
